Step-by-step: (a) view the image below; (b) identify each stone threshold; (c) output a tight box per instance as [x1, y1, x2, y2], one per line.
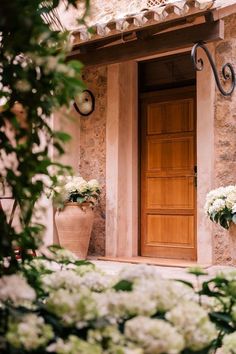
[97, 256, 211, 269]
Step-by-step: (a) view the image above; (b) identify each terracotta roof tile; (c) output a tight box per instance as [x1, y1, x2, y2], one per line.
[57, 0, 236, 43]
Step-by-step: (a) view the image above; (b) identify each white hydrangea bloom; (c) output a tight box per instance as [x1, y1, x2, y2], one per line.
[226, 190, 236, 208]
[134, 278, 195, 312]
[94, 290, 157, 321]
[64, 181, 77, 193]
[41, 270, 83, 292]
[79, 271, 114, 292]
[212, 198, 226, 212]
[0, 274, 36, 305]
[125, 316, 185, 354]
[166, 301, 217, 351]
[46, 247, 78, 262]
[24, 257, 60, 272]
[77, 180, 89, 193]
[41, 268, 111, 293]
[88, 179, 100, 192]
[118, 264, 162, 283]
[75, 264, 97, 276]
[47, 335, 102, 354]
[6, 314, 53, 350]
[221, 332, 236, 354]
[204, 185, 236, 215]
[88, 325, 124, 346]
[46, 288, 99, 327]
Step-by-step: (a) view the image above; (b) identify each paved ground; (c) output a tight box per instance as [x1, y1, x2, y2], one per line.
[92, 260, 236, 282]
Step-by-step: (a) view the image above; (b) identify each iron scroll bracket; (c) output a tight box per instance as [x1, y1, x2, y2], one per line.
[191, 41, 236, 96]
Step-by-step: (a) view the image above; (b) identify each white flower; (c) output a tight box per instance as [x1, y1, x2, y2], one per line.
[47, 335, 102, 354]
[46, 247, 78, 262]
[212, 198, 226, 213]
[94, 290, 157, 321]
[64, 181, 77, 193]
[75, 263, 97, 276]
[125, 316, 185, 354]
[77, 180, 89, 193]
[6, 314, 53, 350]
[221, 332, 236, 354]
[54, 186, 62, 193]
[118, 264, 162, 283]
[24, 257, 60, 273]
[79, 271, 114, 292]
[0, 274, 36, 305]
[88, 325, 124, 346]
[46, 288, 99, 327]
[205, 185, 236, 215]
[134, 278, 195, 312]
[88, 179, 100, 192]
[41, 270, 82, 292]
[166, 301, 217, 351]
[226, 190, 236, 208]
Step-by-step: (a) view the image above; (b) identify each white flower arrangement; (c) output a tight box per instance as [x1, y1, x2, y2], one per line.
[2, 246, 236, 354]
[204, 185, 236, 229]
[52, 175, 101, 208]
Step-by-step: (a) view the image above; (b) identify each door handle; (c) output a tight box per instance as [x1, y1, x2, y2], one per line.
[194, 165, 197, 187]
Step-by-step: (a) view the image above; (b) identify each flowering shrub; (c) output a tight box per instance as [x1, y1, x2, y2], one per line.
[204, 185, 236, 229]
[52, 175, 101, 208]
[0, 246, 235, 354]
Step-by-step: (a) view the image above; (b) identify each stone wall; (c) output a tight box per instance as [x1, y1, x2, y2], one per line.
[213, 14, 236, 264]
[79, 66, 107, 256]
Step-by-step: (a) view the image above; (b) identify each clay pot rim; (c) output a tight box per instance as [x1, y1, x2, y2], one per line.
[63, 202, 92, 208]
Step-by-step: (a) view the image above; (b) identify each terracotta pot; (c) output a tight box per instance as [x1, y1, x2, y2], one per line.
[229, 223, 236, 264]
[55, 202, 94, 259]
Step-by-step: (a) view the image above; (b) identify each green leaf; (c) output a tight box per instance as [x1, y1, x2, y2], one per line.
[53, 131, 71, 142]
[113, 280, 133, 292]
[77, 197, 86, 203]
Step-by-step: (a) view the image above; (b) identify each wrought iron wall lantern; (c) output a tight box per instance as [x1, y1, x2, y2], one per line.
[73, 90, 95, 116]
[191, 41, 236, 96]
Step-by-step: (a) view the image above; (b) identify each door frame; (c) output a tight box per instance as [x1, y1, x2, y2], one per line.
[105, 46, 215, 264]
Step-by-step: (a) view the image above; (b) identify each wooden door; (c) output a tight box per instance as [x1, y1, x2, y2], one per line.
[140, 87, 196, 260]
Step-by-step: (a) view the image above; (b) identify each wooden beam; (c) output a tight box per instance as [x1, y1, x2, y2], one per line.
[69, 20, 224, 67]
[212, 3, 236, 21]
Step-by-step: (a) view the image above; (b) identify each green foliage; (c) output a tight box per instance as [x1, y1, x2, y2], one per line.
[113, 280, 133, 292]
[0, 0, 87, 273]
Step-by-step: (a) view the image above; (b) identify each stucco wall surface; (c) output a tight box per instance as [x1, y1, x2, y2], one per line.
[213, 14, 236, 264]
[79, 66, 107, 256]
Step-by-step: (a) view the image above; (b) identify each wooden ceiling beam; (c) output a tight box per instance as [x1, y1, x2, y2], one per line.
[69, 20, 224, 67]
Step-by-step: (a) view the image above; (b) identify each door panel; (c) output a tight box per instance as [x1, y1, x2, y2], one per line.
[147, 136, 194, 174]
[146, 177, 194, 210]
[147, 99, 194, 134]
[146, 214, 194, 245]
[140, 87, 196, 260]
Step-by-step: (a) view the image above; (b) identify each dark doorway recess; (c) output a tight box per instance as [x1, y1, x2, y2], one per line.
[139, 52, 196, 93]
